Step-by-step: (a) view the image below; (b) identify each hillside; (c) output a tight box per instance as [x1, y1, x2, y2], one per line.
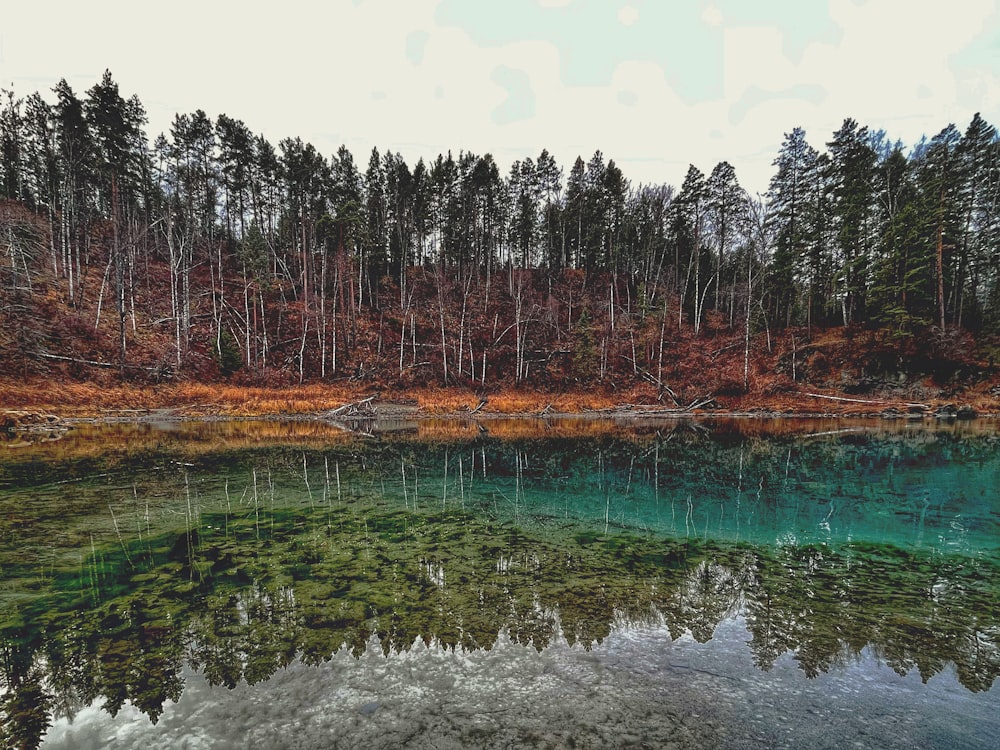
[2, 72, 1000, 417]
[2, 199, 997, 418]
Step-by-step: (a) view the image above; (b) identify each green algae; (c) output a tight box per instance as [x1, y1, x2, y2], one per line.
[1, 420, 999, 747]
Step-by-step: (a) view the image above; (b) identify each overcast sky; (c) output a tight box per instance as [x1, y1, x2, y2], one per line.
[3, 0, 999, 194]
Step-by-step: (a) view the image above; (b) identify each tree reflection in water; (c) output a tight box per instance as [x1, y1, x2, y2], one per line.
[1, 419, 998, 747]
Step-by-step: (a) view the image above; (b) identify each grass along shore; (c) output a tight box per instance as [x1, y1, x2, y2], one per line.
[1, 378, 997, 421]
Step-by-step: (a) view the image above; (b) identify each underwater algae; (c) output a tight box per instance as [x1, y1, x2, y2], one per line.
[1, 418, 998, 747]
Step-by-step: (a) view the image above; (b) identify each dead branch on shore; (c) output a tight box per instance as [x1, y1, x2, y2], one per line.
[324, 396, 376, 418]
[2, 409, 66, 433]
[615, 393, 717, 417]
[802, 392, 928, 410]
[322, 397, 378, 436]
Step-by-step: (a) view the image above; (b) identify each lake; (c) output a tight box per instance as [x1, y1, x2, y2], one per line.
[1, 416, 998, 749]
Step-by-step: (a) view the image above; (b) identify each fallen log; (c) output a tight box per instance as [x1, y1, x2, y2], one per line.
[326, 396, 377, 417]
[32, 351, 171, 375]
[803, 392, 928, 410]
[685, 395, 717, 411]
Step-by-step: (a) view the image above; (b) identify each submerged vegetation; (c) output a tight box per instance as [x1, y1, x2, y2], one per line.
[1, 420, 998, 747]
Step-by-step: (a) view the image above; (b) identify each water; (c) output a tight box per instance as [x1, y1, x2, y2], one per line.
[1, 417, 997, 748]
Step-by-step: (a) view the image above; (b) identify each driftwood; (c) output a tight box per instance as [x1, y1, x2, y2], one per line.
[685, 395, 717, 411]
[325, 396, 377, 418]
[470, 399, 488, 414]
[623, 394, 718, 416]
[322, 397, 378, 436]
[802, 427, 867, 439]
[803, 392, 928, 410]
[2, 410, 68, 435]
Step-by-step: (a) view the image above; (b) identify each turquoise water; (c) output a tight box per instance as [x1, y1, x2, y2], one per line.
[1, 418, 997, 748]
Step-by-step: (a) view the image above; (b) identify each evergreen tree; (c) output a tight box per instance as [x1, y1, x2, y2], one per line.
[86, 70, 146, 214]
[19, 93, 58, 212]
[564, 156, 587, 268]
[0, 88, 24, 201]
[914, 124, 964, 330]
[362, 147, 388, 278]
[603, 159, 628, 271]
[869, 145, 932, 331]
[536, 148, 562, 268]
[85, 70, 149, 370]
[675, 164, 708, 331]
[216, 113, 255, 238]
[52, 79, 94, 303]
[826, 118, 877, 324]
[766, 128, 821, 328]
[508, 156, 538, 268]
[957, 113, 999, 329]
[581, 150, 608, 270]
[706, 161, 745, 319]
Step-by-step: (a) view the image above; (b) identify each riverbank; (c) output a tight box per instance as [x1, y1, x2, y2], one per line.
[1, 378, 997, 427]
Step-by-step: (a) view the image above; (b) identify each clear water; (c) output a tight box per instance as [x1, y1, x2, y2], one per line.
[1, 417, 997, 748]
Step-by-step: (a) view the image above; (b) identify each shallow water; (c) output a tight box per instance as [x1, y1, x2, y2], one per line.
[1, 417, 997, 748]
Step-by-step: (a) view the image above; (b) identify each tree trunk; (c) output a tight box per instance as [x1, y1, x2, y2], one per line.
[936, 189, 946, 330]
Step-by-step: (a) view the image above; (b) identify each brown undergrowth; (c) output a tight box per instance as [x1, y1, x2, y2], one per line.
[2, 377, 997, 420]
[0, 382, 356, 417]
[3, 319, 999, 419]
[0, 381, 650, 418]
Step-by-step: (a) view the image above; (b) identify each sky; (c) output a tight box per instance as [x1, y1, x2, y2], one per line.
[2, 0, 999, 194]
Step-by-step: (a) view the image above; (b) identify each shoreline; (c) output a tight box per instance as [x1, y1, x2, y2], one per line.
[3, 399, 995, 436]
[2, 379, 997, 430]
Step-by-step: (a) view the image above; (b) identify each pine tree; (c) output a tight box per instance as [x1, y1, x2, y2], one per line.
[914, 124, 964, 330]
[766, 128, 821, 328]
[675, 164, 708, 331]
[957, 113, 999, 329]
[216, 113, 254, 238]
[826, 118, 877, 325]
[86, 70, 148, 371]
[52, 79, 94, 304]
[0, 88, 24, 201]
[869, 146, 931, 332]
[706, 161, 745, 320]
[564, 156, 587, 268]
[535, 148, 562, 268]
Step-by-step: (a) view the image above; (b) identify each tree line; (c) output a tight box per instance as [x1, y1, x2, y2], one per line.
[1, 71, 998, 387]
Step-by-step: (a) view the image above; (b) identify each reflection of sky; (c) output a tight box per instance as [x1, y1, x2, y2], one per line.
[41, 619, 998, 749]
[11, 421, 1000, 747]
[2, 1, 999, 193]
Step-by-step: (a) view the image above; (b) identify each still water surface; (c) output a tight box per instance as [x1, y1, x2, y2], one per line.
[1, 417, 997, 748]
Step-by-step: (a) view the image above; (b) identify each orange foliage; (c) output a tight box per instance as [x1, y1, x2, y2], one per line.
[0, 381, 357, 417]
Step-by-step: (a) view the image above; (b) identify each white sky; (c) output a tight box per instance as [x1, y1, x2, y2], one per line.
[2, 0, 999, 194]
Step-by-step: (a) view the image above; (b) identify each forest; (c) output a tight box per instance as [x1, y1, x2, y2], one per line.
[1, 70, 998, 403]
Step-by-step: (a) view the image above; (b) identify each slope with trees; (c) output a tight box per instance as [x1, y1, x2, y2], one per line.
[1, 72, 999, 409]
